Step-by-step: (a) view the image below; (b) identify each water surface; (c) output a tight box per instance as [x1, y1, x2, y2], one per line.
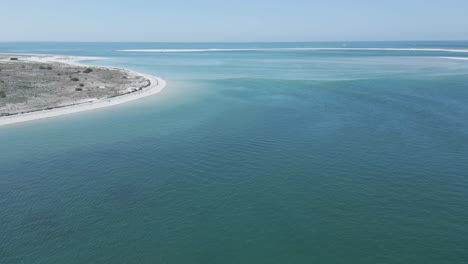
[1, 42, 468, 263]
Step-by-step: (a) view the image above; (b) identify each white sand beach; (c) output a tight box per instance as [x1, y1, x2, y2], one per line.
[0, 54, 166, 126]
[118, 48, 468, 53]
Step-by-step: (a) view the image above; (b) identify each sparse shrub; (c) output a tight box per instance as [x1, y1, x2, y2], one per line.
[83, 68, 93, 73]
[19, 84, 33, 89]
[79, 83, 84, 87]
[0, 91, 6, 98]
[75, 88, 83, 91]
[39, 66, 46, 70]
[71, 78, 79, 82]
[10, 58, 18, 61]
[47, 66, 53, 70]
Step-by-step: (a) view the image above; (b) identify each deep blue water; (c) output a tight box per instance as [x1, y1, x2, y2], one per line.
[1, 42, 468, 263]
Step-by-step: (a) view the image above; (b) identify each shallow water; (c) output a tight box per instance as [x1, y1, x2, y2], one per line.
[1, 42, 468, 263]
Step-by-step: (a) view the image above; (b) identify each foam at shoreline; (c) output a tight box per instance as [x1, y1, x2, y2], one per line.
[440, 57, 468, 61]
[118, 48, 468, 53]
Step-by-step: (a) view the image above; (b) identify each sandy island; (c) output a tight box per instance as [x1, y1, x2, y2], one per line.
[0, 53, 166, 126]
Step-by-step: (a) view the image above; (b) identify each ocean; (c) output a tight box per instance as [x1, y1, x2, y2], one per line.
[1, 42, 468, 263]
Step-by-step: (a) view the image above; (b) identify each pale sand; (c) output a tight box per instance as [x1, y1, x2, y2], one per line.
[118, 48, 468, 53]
[0, 54, 167, 126]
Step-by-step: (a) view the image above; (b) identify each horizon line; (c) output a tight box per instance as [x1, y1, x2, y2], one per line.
[1, 40, 468, 44]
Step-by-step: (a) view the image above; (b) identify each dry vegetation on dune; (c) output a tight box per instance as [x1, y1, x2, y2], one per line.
[0, 55, 150, 116]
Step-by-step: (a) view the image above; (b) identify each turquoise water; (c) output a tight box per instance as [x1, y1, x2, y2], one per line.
[1, 42, 468, 263]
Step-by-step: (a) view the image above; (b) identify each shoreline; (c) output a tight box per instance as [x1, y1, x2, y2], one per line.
[0, 54, 167, 126]
[118, 47, 468, 53]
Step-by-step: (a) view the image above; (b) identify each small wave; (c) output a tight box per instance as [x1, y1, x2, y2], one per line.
[439, 57, 468, 61]
[118, 48, 468, 53]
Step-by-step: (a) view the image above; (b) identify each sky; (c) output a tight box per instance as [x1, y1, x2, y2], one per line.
[1, 0, 467, 42]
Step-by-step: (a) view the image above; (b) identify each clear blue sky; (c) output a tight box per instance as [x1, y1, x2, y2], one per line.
[1, 0, 467, 42]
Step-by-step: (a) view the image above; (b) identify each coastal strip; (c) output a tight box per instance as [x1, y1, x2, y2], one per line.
[0, 54, 166, 126]
[118, 48, 468, 53]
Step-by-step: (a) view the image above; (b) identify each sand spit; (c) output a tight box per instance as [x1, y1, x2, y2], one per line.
[0, 54, 166, 126]
[118, 48, 468, 53]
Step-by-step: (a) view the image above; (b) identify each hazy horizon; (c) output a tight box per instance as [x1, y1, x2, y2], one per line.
[1, 0, 467, 42]
[1, 40, 468, 43]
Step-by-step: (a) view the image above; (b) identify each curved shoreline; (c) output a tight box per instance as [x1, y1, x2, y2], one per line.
[0, 54, 167, 127]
